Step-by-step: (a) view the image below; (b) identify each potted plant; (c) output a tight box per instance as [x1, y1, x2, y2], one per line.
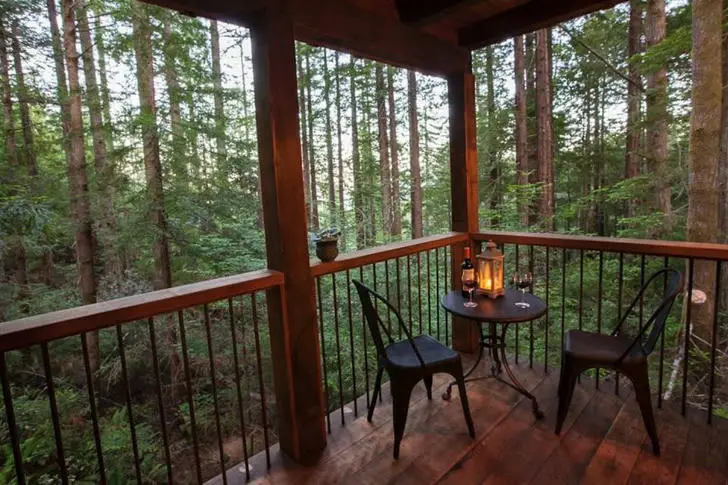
[314, 228, 341, 262]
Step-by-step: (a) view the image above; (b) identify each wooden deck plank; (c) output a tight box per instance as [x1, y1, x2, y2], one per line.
[214, 364, 728, 485]
[388, 363, 546, 485]
[580, 399, 648, 485]
[527, 388, 625, 485]
[625, 406, 690, 485]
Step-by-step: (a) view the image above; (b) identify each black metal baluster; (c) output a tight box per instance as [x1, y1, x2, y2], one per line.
[436, 247, 441, 341]
[596, 251, 604, 390]
[331, 273, 345, 425]
[203, 305, 228, 485]
[251, 293, 271, 468]
[708, 260, 721, 424]
[0, 351, 25, 485]
[316, 277, 331, 433]
[444, 246, 450, 346]
[407, 255, 413, 333]
[417, 252, 423, 334]
[363, 265, 370, 409]
[427, 250, 432, 335]
[385, 259, 392, 336]
[346, 269, 358, 417]
[682, 259, 694, 416]
[80, 334, 106, 485]
[178, 311, 203, 483]
[529, 245, 535, 369]
[639, 254, 646, 331]
[396, 257, 403, 338]
[545, 247, 550, 373]
[42, 343, 68, 485]
[515, 244, 520, 363]
[116, 326, 142, 484]
[228, 298, 251, 480]
[148, 318, 173, 484]
[578, 249, 584, 332]
[658, 257, 668, 409]
[616, 253, 624, 396]
[560, 248, 567, 361]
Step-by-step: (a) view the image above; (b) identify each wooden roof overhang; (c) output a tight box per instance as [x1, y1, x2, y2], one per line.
[145, 0, 624, 76]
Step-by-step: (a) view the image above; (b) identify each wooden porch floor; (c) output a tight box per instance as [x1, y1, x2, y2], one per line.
[212, 359, 728, 485]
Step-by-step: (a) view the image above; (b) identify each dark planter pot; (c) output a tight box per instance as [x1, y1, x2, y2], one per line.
[316, 239, 339, 262]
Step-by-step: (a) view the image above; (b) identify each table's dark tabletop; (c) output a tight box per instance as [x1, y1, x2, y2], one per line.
[441, 288, 547, 323]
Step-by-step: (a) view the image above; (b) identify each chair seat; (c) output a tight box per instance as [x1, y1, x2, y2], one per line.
[385, 334, 458, 369]
[565, 329, 645, 366]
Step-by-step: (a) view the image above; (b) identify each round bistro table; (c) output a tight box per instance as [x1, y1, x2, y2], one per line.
[441, 288, 547, 419]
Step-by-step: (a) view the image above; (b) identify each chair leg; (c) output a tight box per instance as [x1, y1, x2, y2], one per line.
[391, 377, 415, 459]
[424, 375, 433, 400]
[630, 364, 660, 456]
[555, 358, 579, 435]
[368, 367, 384, 423]
[455, 371, 475, 438]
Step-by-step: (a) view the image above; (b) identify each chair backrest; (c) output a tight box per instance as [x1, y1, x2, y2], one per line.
[352, 280, 425, 365]
[613, 268, 684, 358]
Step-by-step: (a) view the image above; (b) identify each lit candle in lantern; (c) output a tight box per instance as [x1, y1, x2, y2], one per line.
[476, 241, 505, 299]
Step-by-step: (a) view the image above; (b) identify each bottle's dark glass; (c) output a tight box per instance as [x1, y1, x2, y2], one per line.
[461, 246, 475, 297]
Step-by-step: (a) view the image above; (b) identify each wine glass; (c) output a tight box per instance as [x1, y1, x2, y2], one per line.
[463, 278, 478, 308]
[512, 271, 533, 308]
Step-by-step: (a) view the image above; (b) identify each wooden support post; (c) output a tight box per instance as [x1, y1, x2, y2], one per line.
[448, 68, 480, 353]
[250, 2, 326, 464]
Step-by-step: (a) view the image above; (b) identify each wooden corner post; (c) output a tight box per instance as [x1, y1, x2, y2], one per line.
[250, 2, 326, 464]
[448, 67, 480, 353]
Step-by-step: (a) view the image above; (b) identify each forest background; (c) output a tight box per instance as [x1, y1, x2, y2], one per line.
[1, 0, 727, 482]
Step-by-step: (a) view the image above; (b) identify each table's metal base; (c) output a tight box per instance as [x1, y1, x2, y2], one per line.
[442, 322, 544, 420]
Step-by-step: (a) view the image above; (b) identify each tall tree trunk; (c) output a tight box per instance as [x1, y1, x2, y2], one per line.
[335, 52, 345, 249]
[351, 59, 365, 249]
[626, 0, 643, 217]
[525, 33, 538, 226]
[10, 21, 36, 176]
[720, 0, 728, 311]
[0, 16, 18, 168]
[210, 20, 226, 170]
[297, 51, 312, 226]
[93, 10, 114, 154]
[646, 0, 671, 234]
[485, 46, 500, 227]
[305, 51, 319, 230]
[323, 50, 336, 226]
[132, 1, 172, 291]
[536, 29, 554, 229]
[0, 16, 26, 291]
[514, 35, 528, 227]
[407, 70, 423, 239]
[77, 0, 120, 281]
[62, 0, 99, 371]
[388, 67, 402, 238]
[688, 0, 722, 343]
[163, 20, 186, 183]
[375, 64, 392, 236]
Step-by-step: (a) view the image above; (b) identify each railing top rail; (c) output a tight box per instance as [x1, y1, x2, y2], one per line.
[474, 231, 728, 261]
[310, 232, 468, 277]
[0, 269, 284, 352]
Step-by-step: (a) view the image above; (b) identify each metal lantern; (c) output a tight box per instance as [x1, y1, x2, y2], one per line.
[476, 241, 505, 299]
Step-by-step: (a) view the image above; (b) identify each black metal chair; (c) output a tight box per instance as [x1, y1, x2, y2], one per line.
[353, 280, 475, 458]
[555, 268, 684, 456]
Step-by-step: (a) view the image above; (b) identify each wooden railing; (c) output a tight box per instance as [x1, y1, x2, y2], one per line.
[0, 269, 284, 484]
[2, 230, 727, 485]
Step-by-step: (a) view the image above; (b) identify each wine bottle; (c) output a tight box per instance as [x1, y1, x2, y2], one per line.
[461, 246, 476, 297]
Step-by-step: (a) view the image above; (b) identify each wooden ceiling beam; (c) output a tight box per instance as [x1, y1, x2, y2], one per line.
[395, 0, 474, 25]
[142, 0, 265, 27]
[458, 0, 623, 49]
[291, 0, 469, 75]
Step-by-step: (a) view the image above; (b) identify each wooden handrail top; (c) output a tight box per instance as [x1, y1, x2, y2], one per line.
[474, 231, 728, 261]
[310, 232, 468, 277]
[0, 269, 284, 352]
